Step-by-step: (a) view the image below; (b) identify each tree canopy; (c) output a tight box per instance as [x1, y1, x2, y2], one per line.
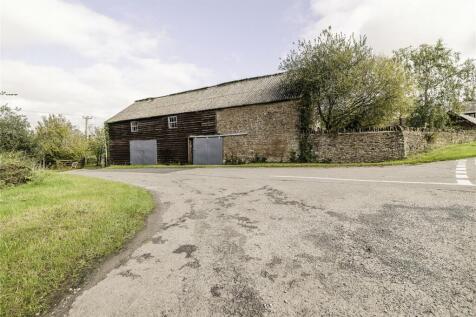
[88, 127, 107, 166]
[394, 40, 476, 128]
[35, 114, 89, 164]
[0, 104, 34, 153]
[0, 105, 107, 166]
[280, 28, 412, 132]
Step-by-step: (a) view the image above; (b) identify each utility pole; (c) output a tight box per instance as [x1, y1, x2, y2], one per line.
[83, 115, 93, 138]
[82, 115, 93, 166]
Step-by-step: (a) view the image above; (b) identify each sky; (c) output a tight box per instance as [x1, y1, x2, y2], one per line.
[1, 0, 475, 130]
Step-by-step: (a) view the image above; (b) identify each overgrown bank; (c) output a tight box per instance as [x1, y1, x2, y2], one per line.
[0, 173, 154, 317]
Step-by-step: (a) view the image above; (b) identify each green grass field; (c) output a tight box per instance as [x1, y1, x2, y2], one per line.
[0, 173, 154, 317]
[108, 141, 476, 169]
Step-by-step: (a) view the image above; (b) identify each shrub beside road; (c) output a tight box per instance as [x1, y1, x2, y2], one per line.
[0, 152, 38, 187]
[0, 173, 154, 317]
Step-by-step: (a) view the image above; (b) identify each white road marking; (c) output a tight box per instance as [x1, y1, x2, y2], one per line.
[456, 180, 473, 186]
[455, 160, 473, 186]
[273, 176, 475, 187]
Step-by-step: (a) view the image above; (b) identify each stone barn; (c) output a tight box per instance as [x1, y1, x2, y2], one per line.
[107, 73, 300, 165]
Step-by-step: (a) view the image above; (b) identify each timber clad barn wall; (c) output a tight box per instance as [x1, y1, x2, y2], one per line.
[108, 110, 216, 164]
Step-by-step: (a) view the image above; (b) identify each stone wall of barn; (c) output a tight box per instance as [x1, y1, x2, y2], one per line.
[216, 100, 300, 163]
[312, 128, 476, 163]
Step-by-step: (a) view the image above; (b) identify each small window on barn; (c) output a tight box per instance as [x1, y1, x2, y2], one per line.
[130, 121, 139, 132]
[168, 116, 177, 128]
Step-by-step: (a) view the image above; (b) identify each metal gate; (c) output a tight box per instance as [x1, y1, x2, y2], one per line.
[193, 136, 223, 165]
[130, 140, 157, 165]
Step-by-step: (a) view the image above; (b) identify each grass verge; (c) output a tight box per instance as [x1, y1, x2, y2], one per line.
[107, 141, 476, 169]
[0, 173, 154, 317]
[401, 141, 476, 163]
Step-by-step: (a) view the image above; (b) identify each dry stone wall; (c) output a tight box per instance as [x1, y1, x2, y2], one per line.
[403, 130, 476, 156]
[314, 131, 405, 163]
[313, 129, 476, 163]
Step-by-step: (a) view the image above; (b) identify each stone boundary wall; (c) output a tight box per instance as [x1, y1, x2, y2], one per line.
[314, 131, 405, 163]
[403, 130, 476, 156]
[313, 129, 476, 163]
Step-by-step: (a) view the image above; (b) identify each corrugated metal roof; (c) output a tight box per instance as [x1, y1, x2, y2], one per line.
[107, 73, 295, 123]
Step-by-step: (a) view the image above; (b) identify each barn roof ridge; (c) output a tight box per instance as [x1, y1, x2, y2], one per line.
[107, 72, 295, 123]
[134, 72, 285, 103]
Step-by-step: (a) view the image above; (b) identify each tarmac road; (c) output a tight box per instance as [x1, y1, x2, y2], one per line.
[56, 159, 476, 316]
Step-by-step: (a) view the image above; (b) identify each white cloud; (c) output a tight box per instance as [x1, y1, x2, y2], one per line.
[305, 0, 476, 58]
[1, 0, 162, 61]
[0, 0, 214, 128]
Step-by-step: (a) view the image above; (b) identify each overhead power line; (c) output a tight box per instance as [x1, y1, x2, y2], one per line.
[1, 90, 108, 121]
[18, 109, 107, 120]
[0, 91, 18, 96]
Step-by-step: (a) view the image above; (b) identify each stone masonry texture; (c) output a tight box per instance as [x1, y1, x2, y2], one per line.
[215, 98, 476, 164]
[403, 130, 476, 156]
[216, 101, 300, 163]
[313, 129, 476, 163]
[314, 131, 405, 163]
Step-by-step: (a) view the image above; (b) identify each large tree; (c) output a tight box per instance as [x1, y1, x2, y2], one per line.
[280, 28, 412, 132]
[35, 114, 88, 165]
[394, 40, 476, 128]
[0, 104, 34, 153]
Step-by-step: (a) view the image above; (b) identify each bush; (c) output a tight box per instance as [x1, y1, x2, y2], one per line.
[252, 154, 267, 163]
[424, 132, 437, 144]
[225, 154, 245, 165]
[289, 150, 298, 163]
[0, 152, 37, 187]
